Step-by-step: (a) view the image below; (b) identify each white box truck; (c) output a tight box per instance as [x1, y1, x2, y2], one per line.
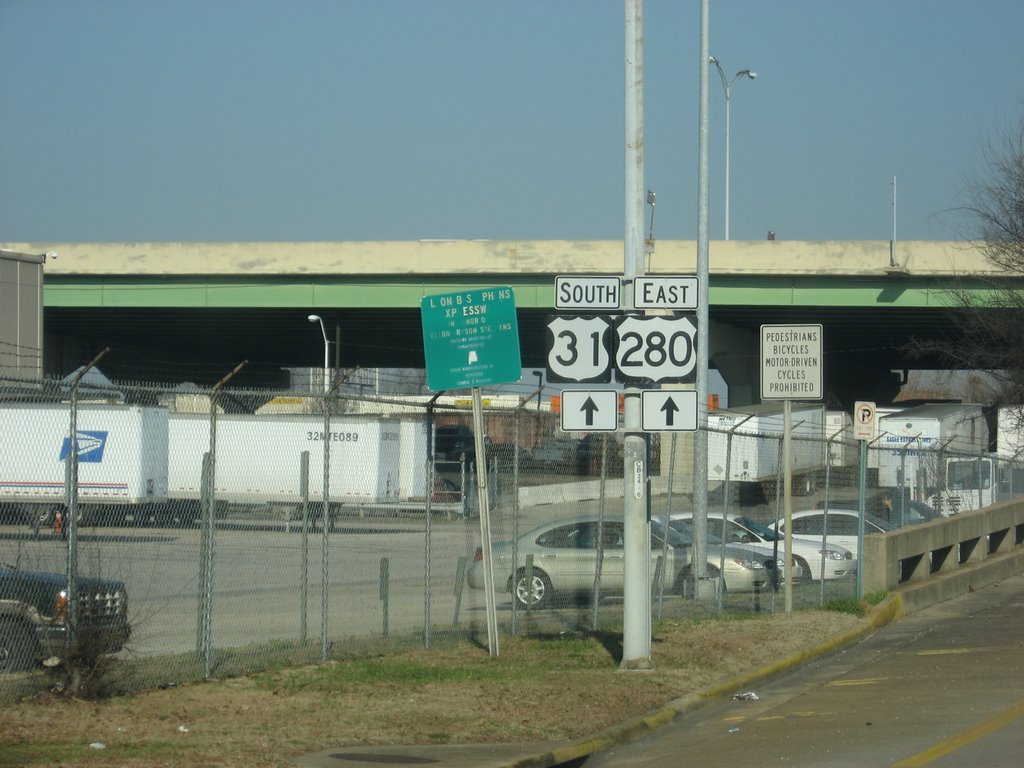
[875, 403, 991, 514]
[707, 403, 827, 501]
[0, 403, 168, 526]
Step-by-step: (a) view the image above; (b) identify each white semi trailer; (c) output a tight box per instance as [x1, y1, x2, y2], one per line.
[0, 403, 169, 526]
[0, 404, 436, 527]
[165, 413, 430, 523]
[875, 403, 991, 514]
[707, 403, 827, 501]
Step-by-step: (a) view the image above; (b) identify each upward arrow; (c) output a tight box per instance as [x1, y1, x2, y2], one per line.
[580, 396, 600, 426]
[660, 396, 679, 426]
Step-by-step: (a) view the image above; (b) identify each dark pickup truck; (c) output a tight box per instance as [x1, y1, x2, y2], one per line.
[0, 566, 131, 673]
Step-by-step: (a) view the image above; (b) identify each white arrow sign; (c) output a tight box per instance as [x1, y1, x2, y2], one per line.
[641, 391, 698, 431]
[560, 390, 619, 432]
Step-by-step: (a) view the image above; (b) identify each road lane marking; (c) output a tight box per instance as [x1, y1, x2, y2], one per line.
[826, 677, 887, 687]
[917, 648, 971, 656]
[890, 700, 1024, 767]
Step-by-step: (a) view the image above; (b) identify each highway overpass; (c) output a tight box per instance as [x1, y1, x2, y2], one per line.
[3, 239, 1019, 408]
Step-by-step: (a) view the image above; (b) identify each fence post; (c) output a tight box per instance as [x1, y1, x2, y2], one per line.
[452, 556, 466, 626]
[320, 393, 332, 662]
[656, 433, 676, 619]
[299, 450, 310, 646]
[65, 385, 79, 649]
[200, 392, 218, 676]
[379, 557, 390, 639]
[63, 348, 108, 654]
[590, 434, 609, 630]
[196, 451, 211, 656]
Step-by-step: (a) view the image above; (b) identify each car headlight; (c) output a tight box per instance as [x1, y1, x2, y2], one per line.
[820, 549, 847, 560]
[730, 558, 764, 570]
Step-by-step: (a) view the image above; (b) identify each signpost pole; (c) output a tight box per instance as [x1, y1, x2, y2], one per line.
[761, 323, 824, 614]
[621, 0, 650, 669]
[857, 437, 867, 600]
[419, 285, 522, 659]
[471, 387, 499, 656]
[783, 398, 793, 612]
[852, 401, 875, 601]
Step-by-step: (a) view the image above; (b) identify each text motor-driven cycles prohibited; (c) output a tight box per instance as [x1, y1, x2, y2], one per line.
[760, 323, 822, 400]
[546, 315, 613, 383]
[614, 315, 697, 384]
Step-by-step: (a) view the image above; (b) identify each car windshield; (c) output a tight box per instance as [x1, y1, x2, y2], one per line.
[650, 519, 693, 548]
[734, 516, 779, 541]
[662, 518, 725, 545]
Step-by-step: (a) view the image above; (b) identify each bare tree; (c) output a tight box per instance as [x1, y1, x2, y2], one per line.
[964, 116, 1024, 272]
[913, 114, 1024, 424]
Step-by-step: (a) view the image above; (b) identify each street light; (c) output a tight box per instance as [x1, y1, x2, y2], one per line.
[709, 56, 757, 240]
[307, 314, 330, 393]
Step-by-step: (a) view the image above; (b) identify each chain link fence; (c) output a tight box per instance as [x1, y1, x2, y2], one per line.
[4, 378, 1020, 698]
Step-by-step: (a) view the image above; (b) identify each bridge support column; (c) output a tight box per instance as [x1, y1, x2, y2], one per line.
[708, 320, 758, 407]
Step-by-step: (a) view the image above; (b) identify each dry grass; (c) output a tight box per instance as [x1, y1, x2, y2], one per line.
[0, 610, 861, 767]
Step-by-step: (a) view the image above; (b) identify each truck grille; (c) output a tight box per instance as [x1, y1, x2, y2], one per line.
[79, 587, 127, 620]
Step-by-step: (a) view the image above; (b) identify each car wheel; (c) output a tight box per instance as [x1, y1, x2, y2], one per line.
[0, 620, 39, 674]
[512, 569, 553, 610]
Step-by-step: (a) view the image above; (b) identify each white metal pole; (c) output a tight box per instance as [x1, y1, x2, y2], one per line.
[621, 0, 650, 669]
[322, 339, 330, 393]
[783, 399, 793, 613]
[724, 89, 731, 241]
[692, 0, 712, 602]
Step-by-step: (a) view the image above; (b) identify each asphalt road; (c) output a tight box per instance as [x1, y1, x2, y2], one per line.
[581, 573, 1024, 768]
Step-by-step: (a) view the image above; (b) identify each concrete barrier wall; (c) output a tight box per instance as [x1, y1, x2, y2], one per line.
[862, 498, 1024, 608]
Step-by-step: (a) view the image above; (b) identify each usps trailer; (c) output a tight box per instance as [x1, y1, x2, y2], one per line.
[707, 403, 827, 502]
[165, 413, 429, 525]
[0, 403, 168, 526]
[875, 403, 991, 514]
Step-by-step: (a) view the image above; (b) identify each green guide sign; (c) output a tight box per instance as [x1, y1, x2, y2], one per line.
[420, 286, 522, 391]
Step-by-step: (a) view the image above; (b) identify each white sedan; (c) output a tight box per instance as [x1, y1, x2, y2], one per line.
[769, 509, 895, 558]
[669, 512, 856, 581]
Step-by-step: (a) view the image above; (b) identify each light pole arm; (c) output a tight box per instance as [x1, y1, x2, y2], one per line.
[708, 56, 756, 241]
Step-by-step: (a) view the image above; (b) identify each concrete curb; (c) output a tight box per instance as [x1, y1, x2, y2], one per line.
[508, 596, 906, 768]
[508, 546, 1024, 768]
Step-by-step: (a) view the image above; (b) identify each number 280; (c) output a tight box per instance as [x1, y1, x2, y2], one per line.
[618, 330, 693, 368]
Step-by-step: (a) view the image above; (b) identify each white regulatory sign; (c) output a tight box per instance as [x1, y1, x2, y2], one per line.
[632, 276, 699, 310]
[760, 324, 823, 400]
[614, 315, 697, 383]
[560, 390, 619, 432]
[554, 275, 621, 310]
[546, 315, 613, 383]
[641, 390, 698, 432]
[853, 400, 876, 440]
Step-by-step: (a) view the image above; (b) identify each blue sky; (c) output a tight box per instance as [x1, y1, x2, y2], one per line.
[2, 0, 1023, 244]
